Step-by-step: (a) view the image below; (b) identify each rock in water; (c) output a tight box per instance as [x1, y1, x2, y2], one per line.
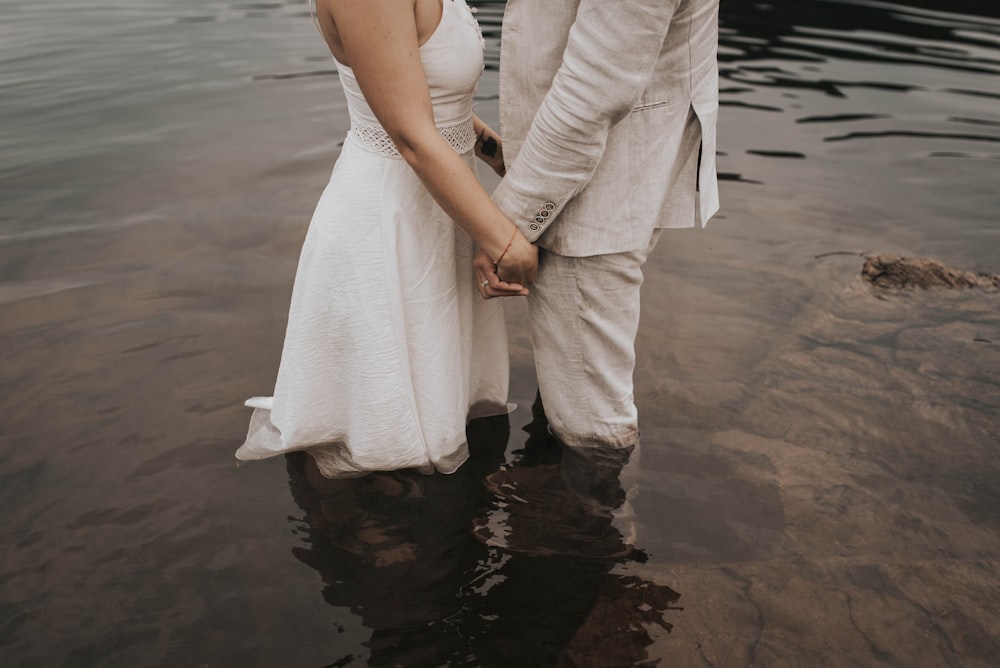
[862, 254, 1000, 290]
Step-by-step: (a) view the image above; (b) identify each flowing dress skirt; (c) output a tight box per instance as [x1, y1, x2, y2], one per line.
[237, 138, 511, 478]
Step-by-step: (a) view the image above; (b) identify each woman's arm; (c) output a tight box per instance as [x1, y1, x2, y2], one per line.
[317, 0, 534, 290]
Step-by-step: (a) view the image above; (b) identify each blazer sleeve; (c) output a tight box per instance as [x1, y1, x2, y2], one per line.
[492, 0, 683, 241]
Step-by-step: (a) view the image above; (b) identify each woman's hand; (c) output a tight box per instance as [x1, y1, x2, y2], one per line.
[475, 249, 528, 299]
[496, 231, 537, 285]
[474, 230, 538, 299]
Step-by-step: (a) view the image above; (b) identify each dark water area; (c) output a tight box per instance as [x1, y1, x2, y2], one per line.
[2, 0, 1000, 666]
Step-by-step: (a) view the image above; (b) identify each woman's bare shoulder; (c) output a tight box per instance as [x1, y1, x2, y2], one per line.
[313, 0, 443, 66]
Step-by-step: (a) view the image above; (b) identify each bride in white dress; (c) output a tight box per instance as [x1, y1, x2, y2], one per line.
[237, 0, 537, 478]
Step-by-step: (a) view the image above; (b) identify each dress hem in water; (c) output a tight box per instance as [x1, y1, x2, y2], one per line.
[235, 397, 515, 479]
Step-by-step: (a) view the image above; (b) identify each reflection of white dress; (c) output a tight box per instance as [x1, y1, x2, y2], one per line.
[237, 0, 509, 478]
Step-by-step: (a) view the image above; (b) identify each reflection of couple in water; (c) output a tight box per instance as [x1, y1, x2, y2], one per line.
[286, 398, 681, 666]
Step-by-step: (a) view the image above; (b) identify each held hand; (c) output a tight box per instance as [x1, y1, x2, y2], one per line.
[496, 231, 538, 286]
[475, 248, 530, 300]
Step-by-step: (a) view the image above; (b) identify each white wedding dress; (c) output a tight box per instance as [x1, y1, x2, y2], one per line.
[237, 0, 510, 478]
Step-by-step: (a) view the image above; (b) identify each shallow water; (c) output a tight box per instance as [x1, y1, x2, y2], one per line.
[1, 0, 999, 666]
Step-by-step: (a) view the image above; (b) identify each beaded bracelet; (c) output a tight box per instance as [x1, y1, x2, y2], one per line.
[490, 227, 518, 266]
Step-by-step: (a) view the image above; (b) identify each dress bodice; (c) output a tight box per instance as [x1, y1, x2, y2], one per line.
[334, 0, 485, 131]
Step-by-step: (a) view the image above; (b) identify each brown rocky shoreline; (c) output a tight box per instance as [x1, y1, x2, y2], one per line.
[862, 253, 1000, 290]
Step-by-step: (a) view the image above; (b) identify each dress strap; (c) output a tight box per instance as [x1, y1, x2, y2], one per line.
[308, 0, 320, 35]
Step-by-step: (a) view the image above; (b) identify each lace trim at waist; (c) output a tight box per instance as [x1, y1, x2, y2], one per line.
[348, 120, 476, 159]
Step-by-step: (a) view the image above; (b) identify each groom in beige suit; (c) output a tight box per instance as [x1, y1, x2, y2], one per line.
[480, 0, 721, 448]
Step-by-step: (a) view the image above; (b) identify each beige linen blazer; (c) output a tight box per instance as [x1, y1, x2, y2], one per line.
[492, 0, 721, 256]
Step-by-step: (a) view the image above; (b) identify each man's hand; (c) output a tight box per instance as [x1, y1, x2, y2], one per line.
[474, 248, 534, 299]
[475, 128, 506, 177]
